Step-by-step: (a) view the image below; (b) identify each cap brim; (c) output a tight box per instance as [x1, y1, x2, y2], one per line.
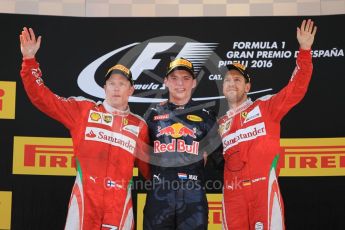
[225, 65, 250, 81]
[166, 66, 195, 78]
[105, 70, 133, 85]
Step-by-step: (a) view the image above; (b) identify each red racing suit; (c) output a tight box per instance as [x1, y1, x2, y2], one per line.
[20, 58, 150, 230]
[218, 49, 313, 230]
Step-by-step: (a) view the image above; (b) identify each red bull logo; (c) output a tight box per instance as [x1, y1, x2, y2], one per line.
[154, 139, 199, 155]
[155, 123, 199, 155]
[156, 123, 196, 138]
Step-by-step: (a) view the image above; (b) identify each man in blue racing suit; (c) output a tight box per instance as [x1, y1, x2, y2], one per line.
[143, 57, 222, 230]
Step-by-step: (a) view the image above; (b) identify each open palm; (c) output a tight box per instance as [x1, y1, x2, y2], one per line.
[19, 27, 41, 59]
[297, 19, 317, 50]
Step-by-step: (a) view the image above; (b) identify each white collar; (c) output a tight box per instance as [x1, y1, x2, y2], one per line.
[103, 101, 130, 116]
[226, 99, 253, 118]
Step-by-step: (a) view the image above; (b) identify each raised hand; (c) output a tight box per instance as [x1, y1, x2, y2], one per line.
[297, 19, 317, 50]
[19, 27, 42, 59]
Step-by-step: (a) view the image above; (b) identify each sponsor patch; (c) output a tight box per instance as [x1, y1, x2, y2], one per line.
[156, 123, 196, 139]
[187, 114, 203, 122]
[88, 111, 113, 126]
[154, 139, 199, 155]
[90, 112, 101, 121]
[123, 125, 139, 136]
[244, 106, 262, 124]
[84, 127, 136, 154]
[219, 118, 233, 136]
[222, 122, 266, 151]
[255, 222, 264, 230]
[103, 114, 113, 123]
[154, 114, 169, 120]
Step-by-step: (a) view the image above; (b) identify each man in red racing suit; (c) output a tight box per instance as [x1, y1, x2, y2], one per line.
[19, 27, 149, 230]
[218, 19, 317, 230]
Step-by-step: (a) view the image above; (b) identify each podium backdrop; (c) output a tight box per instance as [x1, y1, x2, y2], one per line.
[1, 13, 345, 229]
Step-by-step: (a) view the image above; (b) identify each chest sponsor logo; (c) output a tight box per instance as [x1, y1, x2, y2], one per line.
[85, 127, 136, 154]
[243, 106, 262, 124]
[219, 118, 233, 136]
[154, 139, 199, 155]
[187, 114, 203, 122]
[88, 111, 113, 126]
[123, 125, 139, 137]
[156, 123, 196, 138]
[223, 122, 266, 151]
[154, 114, 169, 120]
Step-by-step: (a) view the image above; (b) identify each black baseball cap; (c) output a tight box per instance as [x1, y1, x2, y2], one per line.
[166, 57, 195, 78]
[105, 64, 134, 85]
[226, 62, 251, 83]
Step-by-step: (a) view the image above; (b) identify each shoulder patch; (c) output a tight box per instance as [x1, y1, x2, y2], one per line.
[187, 114, 203, 122]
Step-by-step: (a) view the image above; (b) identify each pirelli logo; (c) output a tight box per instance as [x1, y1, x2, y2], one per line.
[0, 81, 16, 119]
[12, 136, 139, 176]
[280, 138, 345, 176]
[13, 136, 76, 175]
[136, 194, 223, 230]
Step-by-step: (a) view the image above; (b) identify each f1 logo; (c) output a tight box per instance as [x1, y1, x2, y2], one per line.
[131, 42, 175, 80]
[130, 41, 218, 80]
[77, 38, 218, 102]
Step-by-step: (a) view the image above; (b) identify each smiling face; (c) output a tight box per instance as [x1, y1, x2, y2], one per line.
[164, 69, 196, 105]
[104, 74, 134, 110]
[223, 69, 251, 108]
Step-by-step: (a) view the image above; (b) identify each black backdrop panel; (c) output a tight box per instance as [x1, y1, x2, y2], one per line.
[1, 13, 345, 229]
